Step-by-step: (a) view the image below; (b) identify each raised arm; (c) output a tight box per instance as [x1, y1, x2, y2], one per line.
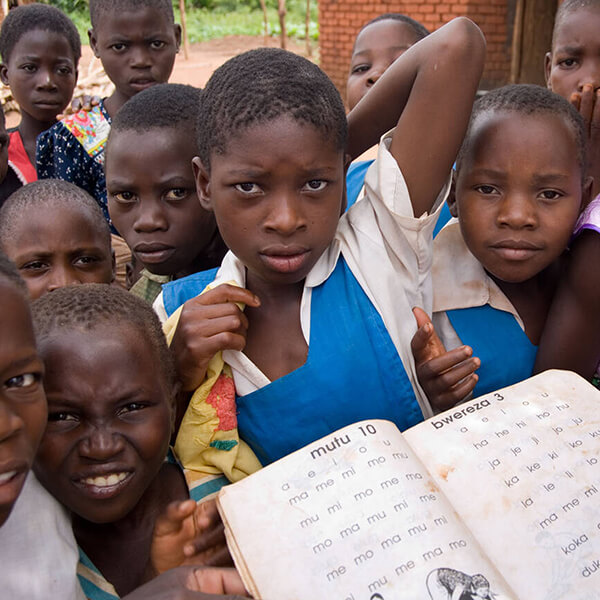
[347, 17, 485, 217]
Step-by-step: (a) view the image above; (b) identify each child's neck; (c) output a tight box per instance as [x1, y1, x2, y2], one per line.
[243, 272, 308, 381]
[72, 462, 188, 596]
[491, 260, 563, 345]
[18, 113, 56, 165]
[104, 90, 133, 119]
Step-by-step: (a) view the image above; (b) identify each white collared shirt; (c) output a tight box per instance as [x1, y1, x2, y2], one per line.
[0, 473, 85, 600]
[155, 131, 449, 418]
[431, 218, 523, 351]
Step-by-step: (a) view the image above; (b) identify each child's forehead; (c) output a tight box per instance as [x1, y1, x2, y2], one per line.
[93, 5, 173, 35]
[353, 20, 419, 56]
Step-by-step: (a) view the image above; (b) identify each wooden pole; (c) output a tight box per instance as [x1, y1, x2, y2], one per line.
[259, 0, 268, 45]
[179, 0, 190, 60]
[510, 0, 524, 83]
[305, 0, 312, 57]
[278, 0, 287, 50]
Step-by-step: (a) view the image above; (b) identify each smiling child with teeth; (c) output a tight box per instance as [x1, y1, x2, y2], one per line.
[31, 284, 244, 598]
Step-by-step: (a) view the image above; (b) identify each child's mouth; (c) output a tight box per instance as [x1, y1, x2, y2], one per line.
[260, 248, 310, 274]
[75, 471, 133, 499]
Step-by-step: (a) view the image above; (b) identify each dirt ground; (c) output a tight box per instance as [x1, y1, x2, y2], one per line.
[5, 35, 316, 128]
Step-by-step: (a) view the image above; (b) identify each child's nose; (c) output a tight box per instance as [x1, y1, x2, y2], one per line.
[130, 46, 152, 69]
[46, 266, 81, 292]
[133, 204, 168, 232]
[36, 68, 58, 90]
[496, 194, 537, 228]
[367, 67, 384, 86]
[79, 427, 125, 461]
[265, 194, 305, 234]
[578, 62, 600, 91]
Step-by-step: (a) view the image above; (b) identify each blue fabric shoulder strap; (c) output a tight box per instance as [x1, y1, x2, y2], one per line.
[446, 304, 537, 398]
[162, 267, 219, 317]
[345, 159, 374, 209]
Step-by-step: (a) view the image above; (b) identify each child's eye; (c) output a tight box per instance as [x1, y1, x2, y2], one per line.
[150, 40, 166, 50]
[165, 188, 189, 201]
[48, 411, 78, 423]
[5, 373, 39, 390]
[235, 182, 260, 194]
[112, 191, 136, 204]
[20, 64, 37, 73]
[57, 65, 73, 76]
[20, 260, 48, 272]
[74, 255, 101, 267]
[118, 402, 147, 416]
[351, 64, 370, 75]
[304, 179, 328, 191]
[474, 184, 498, 195]
[110, 43, 127, 52]
[539, 189, 562, 201]
[558, 57, 578, 68]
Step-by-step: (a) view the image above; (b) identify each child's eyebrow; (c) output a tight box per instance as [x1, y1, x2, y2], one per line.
[4, 354, 43, 373]
[555, 44, 583, 55]
[352, 45, 410, 59]
[530, 172, 573, 186]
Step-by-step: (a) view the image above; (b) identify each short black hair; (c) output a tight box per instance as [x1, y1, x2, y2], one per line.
[89, 0, 174, 29]
[553, 0, 600, 48]
[110, 83, 201, 136]
[0, 251, 27, 295]
[457, 84, 587, 177]
[31, 284, 176, 392]
[0, 3, 81, 65]
[197, 48, 347, 170]
[0, 180, 111, 250]
[358, 13, 430, 43]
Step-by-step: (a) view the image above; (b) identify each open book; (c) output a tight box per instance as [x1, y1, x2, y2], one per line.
[217, 371, 600, 600]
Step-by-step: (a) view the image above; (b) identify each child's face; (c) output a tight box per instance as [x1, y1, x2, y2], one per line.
[2, 204, 115, 300]
[545, 7, 600, 100]
[452, 110, 585, 284]
[33, 323, 173, 524]
[195, 116, 346, 288]
[346, 20, 420, 111]
[106, 127, 218, 278]
[0, 280, 46, 527]
[0, 29, 77, 125]
[89, 7, 180, 103]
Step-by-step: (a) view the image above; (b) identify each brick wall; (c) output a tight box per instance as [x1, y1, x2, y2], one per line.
[319, 0, 515, 102]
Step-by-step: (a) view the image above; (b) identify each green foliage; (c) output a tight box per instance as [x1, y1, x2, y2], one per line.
[43, 0, 319, 42]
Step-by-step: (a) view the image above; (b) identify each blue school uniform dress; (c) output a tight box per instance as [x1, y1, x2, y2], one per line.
[431, 220, 538, 398]
[156, 131, 449, 465]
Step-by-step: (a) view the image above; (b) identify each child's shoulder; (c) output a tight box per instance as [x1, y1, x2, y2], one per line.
[58, 102, 111, 140]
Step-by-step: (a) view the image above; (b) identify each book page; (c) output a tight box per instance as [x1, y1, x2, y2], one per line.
[218, 420, 514, 600]
[404, 370, 600, 600]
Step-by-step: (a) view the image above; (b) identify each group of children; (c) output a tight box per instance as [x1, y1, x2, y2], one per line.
[0, 0, 598, 598]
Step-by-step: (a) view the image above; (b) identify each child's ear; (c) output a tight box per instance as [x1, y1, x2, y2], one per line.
[0, 64, 9, 87]
[173, 24, 182, 52]
[88, 29, 100, 58]
[193, 156, 213, 212]
[447, 170, 458, 218]
[544, 52, 552, 89]
[582, 175, 594, 211]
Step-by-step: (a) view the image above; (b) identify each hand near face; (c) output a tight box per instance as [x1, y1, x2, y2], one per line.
[151, 498, 232, 575]
[411, 307, 480, 413]
[170, 285, 260, 392]
[570, 85, 600, 198]
[122, 566, 249, 600]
